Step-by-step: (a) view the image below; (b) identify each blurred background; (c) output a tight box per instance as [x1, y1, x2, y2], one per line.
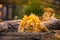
[0, 0, 60, 21]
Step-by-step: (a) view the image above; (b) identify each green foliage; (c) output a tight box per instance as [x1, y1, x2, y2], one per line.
[22, 0, 44, 16]
[15, 0, 59, 19]
[23, 4, 44, 16]
[15, 0, 28, 5]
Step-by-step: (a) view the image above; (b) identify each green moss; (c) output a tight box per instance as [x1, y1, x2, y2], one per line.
[56, 15, 60, 19]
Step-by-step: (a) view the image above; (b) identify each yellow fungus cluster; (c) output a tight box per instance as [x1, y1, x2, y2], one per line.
[18, 13, 48, 33]
[42, 8, 56, 21]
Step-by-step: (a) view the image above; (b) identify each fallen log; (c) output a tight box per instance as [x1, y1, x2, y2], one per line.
[41, 19, 60, 30]
[0, 30, 60, 40]
[0, 22, 8, 32]
[0, 19, 60, 32]
[0, 20, 21, 32]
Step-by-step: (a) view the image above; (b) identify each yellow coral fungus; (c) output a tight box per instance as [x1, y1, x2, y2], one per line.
[18, 13, 48, 33]
[42, 8, 56, 21]
[23, 15, 28, 21]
